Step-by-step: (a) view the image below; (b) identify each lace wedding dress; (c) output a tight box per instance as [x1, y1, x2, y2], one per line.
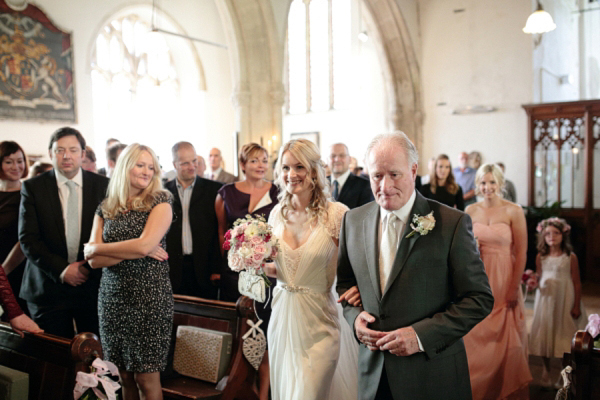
[267, 201, 358, 400]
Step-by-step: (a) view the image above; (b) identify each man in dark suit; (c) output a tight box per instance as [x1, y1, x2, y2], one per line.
[19, 127, 109, 338]
[328, 143, 373, 209]
[166, 142, 223, 299]
[337, 132, 493, 399]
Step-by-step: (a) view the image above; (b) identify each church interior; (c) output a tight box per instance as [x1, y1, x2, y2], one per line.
[0, 0, 599, 399]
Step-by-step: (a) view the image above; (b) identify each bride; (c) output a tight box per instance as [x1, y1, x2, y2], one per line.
[265, 139, 359, 400]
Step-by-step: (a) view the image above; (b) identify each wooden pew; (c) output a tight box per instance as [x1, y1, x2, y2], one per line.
[563, 330, 600, 400]
[161, 295, 259, 400]
[0, 323, 102, 399]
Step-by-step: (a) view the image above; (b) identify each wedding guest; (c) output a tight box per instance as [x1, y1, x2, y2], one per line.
[215, 143, 277, 400]
[469, 151, 482, 170]
[97, 138, 120, 176]
[166, 142, 222, 299]
[265, 138, 359, 399]
[206, 148, 237, 183]
[0, 141, 29, 313]
[453, 151, 477, 207]
[19, 128, 109, 338]
[419, 156, 436, 186]
[0, 263, 43, 337]
[196, 155, 207, 177]
[27, 161, 52, 179]
[85, 143, 173, 399]
[419, 154, 465, 210]
[497, 162, 517, 203]
[83, 146, 97, 173]
[328, 143, 373, 209]
[106, 142, 127, 178]
[463, 163, 532, 399]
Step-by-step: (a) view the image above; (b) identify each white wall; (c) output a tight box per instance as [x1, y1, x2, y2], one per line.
[0, 0, 234, 170]
[419, 0, 533, 204]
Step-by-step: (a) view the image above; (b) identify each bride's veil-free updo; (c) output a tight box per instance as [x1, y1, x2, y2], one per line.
[274, 139, 331, 224]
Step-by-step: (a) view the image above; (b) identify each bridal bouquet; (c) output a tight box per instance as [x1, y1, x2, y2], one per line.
[224, 215, 278, 302]
[74, 358, 121, 400]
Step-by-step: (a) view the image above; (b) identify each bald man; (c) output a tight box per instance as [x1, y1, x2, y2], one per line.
[205, 148, 237, 184]
[329, 143, 373, 209]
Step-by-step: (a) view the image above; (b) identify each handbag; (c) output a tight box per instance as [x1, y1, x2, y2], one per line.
[238, 270, 266, 303]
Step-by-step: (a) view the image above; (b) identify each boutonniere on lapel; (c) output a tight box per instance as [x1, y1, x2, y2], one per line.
[405, 211, 435, 238]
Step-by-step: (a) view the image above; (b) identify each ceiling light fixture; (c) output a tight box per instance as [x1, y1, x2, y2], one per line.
[523, 1, 557, 34]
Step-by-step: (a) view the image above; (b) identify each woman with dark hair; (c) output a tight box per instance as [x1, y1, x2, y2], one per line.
[418, 154, 464, 210]
[0, 141, 30, 312]
[82, 146, 97, 173]
[215, 142, 278, 400]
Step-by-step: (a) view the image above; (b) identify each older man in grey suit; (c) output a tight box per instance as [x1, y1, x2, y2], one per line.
[337, 132, 493, 399]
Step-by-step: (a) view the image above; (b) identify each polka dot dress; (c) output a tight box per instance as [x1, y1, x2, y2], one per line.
[96, 191, 174, 373]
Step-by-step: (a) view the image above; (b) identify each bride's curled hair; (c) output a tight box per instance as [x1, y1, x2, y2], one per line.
[274, 139, 330, 224]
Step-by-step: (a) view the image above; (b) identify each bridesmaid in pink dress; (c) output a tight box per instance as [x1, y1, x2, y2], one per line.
[463, 164, 532, 399]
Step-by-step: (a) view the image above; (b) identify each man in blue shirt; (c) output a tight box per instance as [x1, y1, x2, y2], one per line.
[453, 152, 477, 206]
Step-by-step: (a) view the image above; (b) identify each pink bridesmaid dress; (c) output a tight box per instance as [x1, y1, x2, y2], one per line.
[464, 222, 532, 400]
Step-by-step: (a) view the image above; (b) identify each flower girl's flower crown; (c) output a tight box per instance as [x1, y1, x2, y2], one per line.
[536, 217, 571, 234]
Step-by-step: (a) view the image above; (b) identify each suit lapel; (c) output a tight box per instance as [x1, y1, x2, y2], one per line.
[363, 203, 382, 301]
[382, 192, 431, 297]
[46, 170, 67, 245]
[338, 174, 353, 202]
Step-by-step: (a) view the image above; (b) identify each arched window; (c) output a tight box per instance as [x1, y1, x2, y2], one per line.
[286, 0, 351, 114]
[91, 12, 205, 168]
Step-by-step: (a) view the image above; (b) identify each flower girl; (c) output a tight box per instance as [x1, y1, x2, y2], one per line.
[529, 217, 587, 387]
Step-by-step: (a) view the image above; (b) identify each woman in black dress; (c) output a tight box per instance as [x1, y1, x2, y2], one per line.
[419, 154, 465, 211]
[85, 144, 173, 400]
[0, 141, 29, 314]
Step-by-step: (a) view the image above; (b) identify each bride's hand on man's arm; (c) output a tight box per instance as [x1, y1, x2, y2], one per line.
[338, 286, 362, 307]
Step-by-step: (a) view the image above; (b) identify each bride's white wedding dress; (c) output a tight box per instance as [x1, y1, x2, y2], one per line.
[268, 201, 358, 400]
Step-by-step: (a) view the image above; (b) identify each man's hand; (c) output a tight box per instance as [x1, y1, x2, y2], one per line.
[355, 311, 386, 351]
[376, 326, 420, 356]
[338, 286, 362, 307]
[63, 261, 88, 286]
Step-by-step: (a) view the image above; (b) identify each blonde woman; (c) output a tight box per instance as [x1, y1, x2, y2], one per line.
[463, 163, 531, 400]
[84, 144, 173, 400]
[264, 139, 358, 400]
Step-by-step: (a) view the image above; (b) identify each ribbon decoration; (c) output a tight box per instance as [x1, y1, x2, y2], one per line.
[74, 358, 121, 400]
[242, 319, 264, 340]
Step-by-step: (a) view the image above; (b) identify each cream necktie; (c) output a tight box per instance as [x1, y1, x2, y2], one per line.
[380, 213, 399, 294]
[65, 180, 79, 263]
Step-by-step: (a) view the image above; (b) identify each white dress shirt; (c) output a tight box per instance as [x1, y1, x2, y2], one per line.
[377, 190, 424, 351]
[176, 177, 195, 255]
[206, 168, 222, 180]
[331, 169, 352, 194]
[56, 168, 83, 281]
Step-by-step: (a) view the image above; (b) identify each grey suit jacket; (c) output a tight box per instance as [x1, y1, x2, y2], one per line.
[214, 170, 237, 184]
[337, 191, 493, 400]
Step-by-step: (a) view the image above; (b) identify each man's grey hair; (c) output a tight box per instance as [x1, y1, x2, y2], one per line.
[364, 131, 419, 167]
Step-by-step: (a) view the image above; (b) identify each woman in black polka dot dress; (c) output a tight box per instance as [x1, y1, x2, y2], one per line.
[85, 143, 173, 399]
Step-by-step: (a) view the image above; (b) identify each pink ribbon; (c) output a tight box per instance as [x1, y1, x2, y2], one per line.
[74, 358, 121, 400]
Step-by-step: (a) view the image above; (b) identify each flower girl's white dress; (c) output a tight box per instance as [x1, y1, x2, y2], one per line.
[268, 201, 358, 400]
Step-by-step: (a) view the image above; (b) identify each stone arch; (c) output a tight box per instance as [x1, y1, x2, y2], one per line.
[215, 0, 285, 149]
[362, 0, 423, 152]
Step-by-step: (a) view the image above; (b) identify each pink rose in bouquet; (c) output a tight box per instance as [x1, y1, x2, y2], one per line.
[521, 269, 539, 296]
[224, 214, 279, 288]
